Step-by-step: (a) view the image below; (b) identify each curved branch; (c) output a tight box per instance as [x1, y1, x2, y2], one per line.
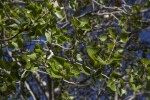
[0, 28, 26, 41]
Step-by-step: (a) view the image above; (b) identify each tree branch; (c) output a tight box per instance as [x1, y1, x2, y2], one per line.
[25, 81, 37, 100]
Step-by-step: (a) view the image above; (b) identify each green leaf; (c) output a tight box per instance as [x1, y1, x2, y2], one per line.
[120, 78, 125, 88]
[3, 60, 12, 70]
[0, 84, 7, 92]
[29, 67, 38, 72]
[111, 71, 119, 79]
[64, 62, 70, 73]
[129, 75, 134, 83]
[120, 29, 130, 43]
[107, 43, 114, 49]
[132, 84, 142, 91]
[76, 54, 83, 61]
[8, 24, 18, 29]
[113, 54, 124, 60]
[117, 47, 124, 53]
[71, 64, 80, 75]
[46, 67, 62, 78]
[147, 67, 150, 75]
[107, 79, 116, 91]
[97, 56, 113, 65]
[80, 65, 90, 75]
[71, 16, 80, 27]
[53, 56, 65, 66]
[55, 10, 63, 19]
[27, 53, 37, 60]
[99, 34, 107, 41]
[45, 31, 51, 43]
[50, 69, 62, 78]
[49, 61, 59, 72]
[117, 88, 126, 96]
[11, 42, 18, 49]
[17, 37, 24, 48]
[35, 49, 42, 54]
[13, 18, 20, 24]
[69, 96, 74, 99]
[141, 58, 150, 65]
[109, 28, 116, 39]
[26, 61, 31, 69]
[87, 44, 99, 61]
[82, 24, 91, 31]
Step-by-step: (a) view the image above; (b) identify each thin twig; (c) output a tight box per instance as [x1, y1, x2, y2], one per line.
[107, 40, 116, 61]
[111, 13, 119, 21]
[25, 81, 37, 100]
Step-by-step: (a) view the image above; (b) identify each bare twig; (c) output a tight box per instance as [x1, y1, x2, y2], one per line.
[111, 13, 119, 21]
[125, 91, 150, 100]
[107, 40, 117, 61]
[25, 81, 37, 100]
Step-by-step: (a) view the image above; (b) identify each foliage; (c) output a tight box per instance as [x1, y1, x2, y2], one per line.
[0, 0, 150, 99]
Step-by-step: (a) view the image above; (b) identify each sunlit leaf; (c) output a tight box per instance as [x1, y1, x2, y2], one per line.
[99, 34, 107, 41]
[76, 54, 83, 61]
[80, 65, 90, 75]
[27, 53, 37, 60]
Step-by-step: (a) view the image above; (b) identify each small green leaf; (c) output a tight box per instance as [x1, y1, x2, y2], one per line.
[29, 67, 38, 72]
[45, 31, 51, 43]
[11, 42, 18, 49]
[51, 69, 62, 78]
[55, 10, 63, 19]
[8, 24, 18, 29]
[69, 96, 74, 99]
[132, 84, 142, 91]
[82, 24, 91, 31]
[117, 47, 124, 53]
[64, 62, 70, 73]
[120, 78, 125, 88]
[109, 28, 116, 39]
[99, 34, 107, 41]
[71, 64, 80, 75]
[27, 53, 37, 60]
[148, 67, 150, 75]
[120, 29, 130, 43]
[141, 58, 150, 65]
[76, 54, 83, 61]
[129, 75, 134, 83]
[97, 56, 113, 65]
[87, 44, 99, 60]
[80, 65, 90, 75]
[26, 61, 31, 69]
[0, 84, 7, 92]
[71, 16, 80, 27]
[111, 71, 119, 79]
[107, 79, 116, 91]
[113, 54, 124, 60]
[107, 43, 114, 49]
[35, 49, 42, 54]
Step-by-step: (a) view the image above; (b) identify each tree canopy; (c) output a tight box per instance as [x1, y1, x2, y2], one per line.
[0, 0, 150, 99]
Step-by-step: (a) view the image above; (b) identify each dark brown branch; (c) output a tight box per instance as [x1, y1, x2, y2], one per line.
[0, 28, 27, 42]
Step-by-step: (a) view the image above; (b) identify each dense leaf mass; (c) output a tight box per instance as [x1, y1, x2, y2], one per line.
[0, 0, 150, 99]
